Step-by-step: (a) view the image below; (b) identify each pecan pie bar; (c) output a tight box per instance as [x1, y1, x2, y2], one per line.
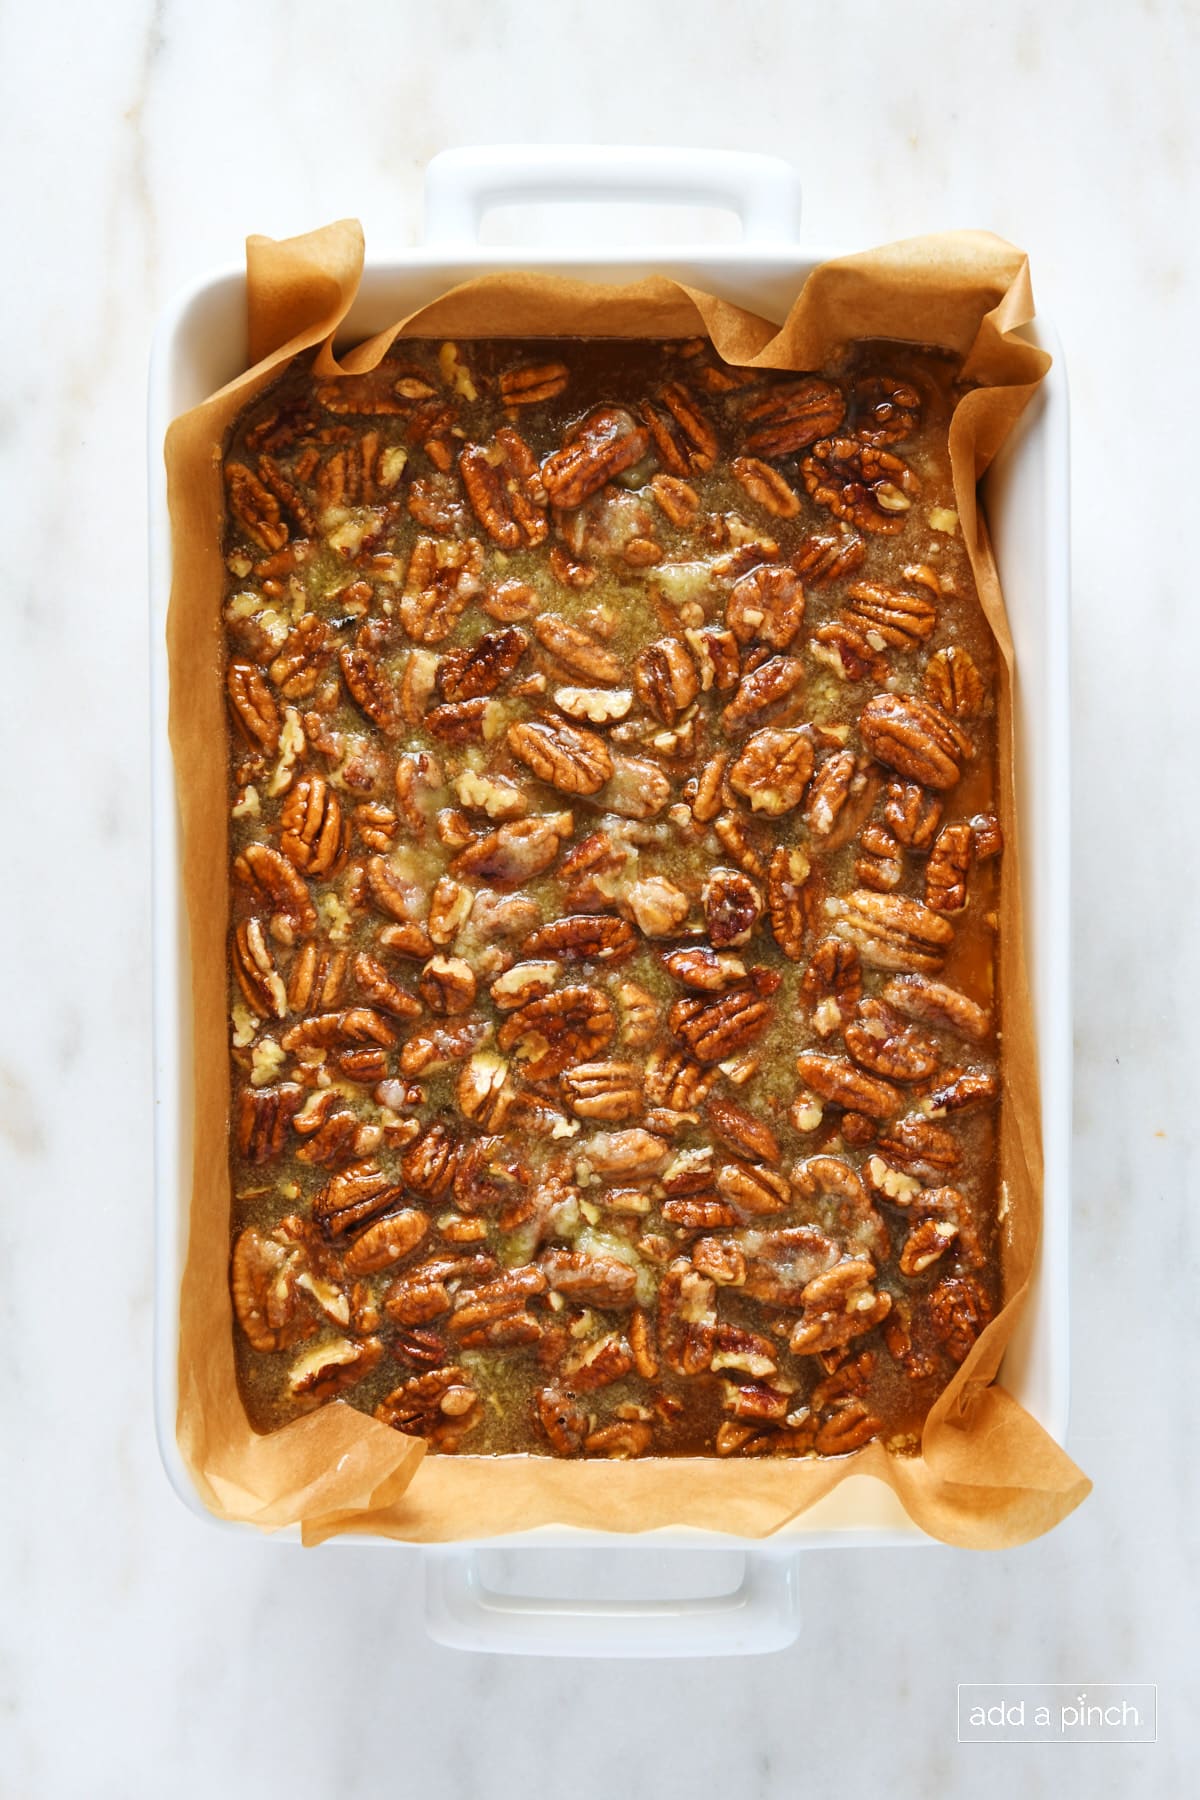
[222, 336, 1003, 1459]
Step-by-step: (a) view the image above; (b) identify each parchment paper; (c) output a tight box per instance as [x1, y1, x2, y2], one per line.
[165, 220, 1090, 1549]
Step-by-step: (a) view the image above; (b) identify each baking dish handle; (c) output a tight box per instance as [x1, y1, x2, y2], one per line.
[422, 145, 801, 246]
[424, 1548, 799, 1657]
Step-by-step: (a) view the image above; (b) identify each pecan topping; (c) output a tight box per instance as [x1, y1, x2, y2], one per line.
[742, 377, 845, 457]
[225, 462, 287, 552]
[339, 636, 401, 735]
[789, 1258, 892, 1355]
[706, 1094, 781, 1164]
[232, 919, 287, 1020]
[717, 1160, 791, 1217]
[800, 438, 920, 534]
[231, 1226, 312, 1352]
[540, 407, 650, 508]
[860, 692, 972, 789]
[343, 1209, 430, 1275]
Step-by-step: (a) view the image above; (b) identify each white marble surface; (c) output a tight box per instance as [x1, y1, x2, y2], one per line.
[3, 0, 1197, 1792]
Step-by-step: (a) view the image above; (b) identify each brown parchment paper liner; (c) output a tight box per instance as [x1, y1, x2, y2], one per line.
[166, 221, 1089, 1549]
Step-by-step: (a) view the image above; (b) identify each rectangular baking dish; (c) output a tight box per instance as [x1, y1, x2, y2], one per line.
[149, 146, 1071, 1656]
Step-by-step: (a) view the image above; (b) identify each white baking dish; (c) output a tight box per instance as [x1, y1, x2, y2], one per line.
[149, 146, 1071, 1657]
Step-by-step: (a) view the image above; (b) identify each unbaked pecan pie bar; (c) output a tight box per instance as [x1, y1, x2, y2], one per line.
[223, 335, 1002, 1459]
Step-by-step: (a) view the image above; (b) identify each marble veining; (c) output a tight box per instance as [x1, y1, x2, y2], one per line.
[1, 0, 1196, 1794]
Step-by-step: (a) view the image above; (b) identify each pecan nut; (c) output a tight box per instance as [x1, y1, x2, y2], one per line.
[793, 1052, 902, 1121]
[669, 983, 773, 1063]
[800, 438, 920, 534]
[859, 692, 972, 789]
[279, 774, 347, 877]
[633, 636, 699, 725]
[742, 378, 846, 457]
[560, 1060, 644, 1122]
[497, 984, 617, 1080]
[725, 565, 806, 650]
[728, 727, 814, 815]
[312, 1161, 403, 1238]
[924, 645, 986, 717]
[831, 889, 954, 973]
[540, 407, 650, 508]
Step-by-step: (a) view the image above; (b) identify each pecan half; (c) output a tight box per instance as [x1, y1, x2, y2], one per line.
[800, 438, 920, 534]
[792, 529, 866, 588]
[233, 843, 317, 937]
[439, 627, 529, 702]
[876, 1114, 962, 1178]
[560, 1060, 644, 1122]
[766, 845, 816, 960]
[924, 645, 985, 717]
[497, 984, 617, 1080]
[540, 1248, 638, 1309]
[728, 727, 814, 815]
[742, 378, 845, 457]
[633, 636, 699, 725]
[925, 823, 973, 912]
[706, 1095, 781, 1165]
[452, 812, 574, 887]
[702, 868, 763, 948]
[884, 780, 943, 850]
[928, 1273, 993, 1363]
[531, 612, 625, 684]
[500, 361, 569, 406]
[731, 456, 800, 518]
[860, 692, 972, 789]
[853, 374, 921, 445]
[339, 637, 401, 735]
[855, 822, 904, 892]
[540, 406, 650, 508]
[312, 1160, 403, 1238]
[721, 655, 805, 732]
[506, 718, 614, 796]
[725, 564, 806, 651]
[643, 1045, 720, 1110]
[641, 382, 718, 475]
[227, 660, 280, 753]
[842, 580, 937, 649]
[535, 1385, 590, 1455]
[399, 536, 484, 643]
[225, 462, 287, 552]
[232, 918, 287, 1019]
[343, 1208, 430, 1275]
[789, 1258, 892, 1355]
[845, 997, 940, 1082]
[279, 774, 346, 877]
[716, 1161, 791, 1217]
[658, 1263, 717, 1375]
[459, 430, 547, 549]
[832, 889, 954, 973]
[794, 1052, 902, 1121]
[669, 983, 772, 1063]
[524, 915, 638, 965]
[231, 1226, 311, 1351]
[880, 975, 993, 1043]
